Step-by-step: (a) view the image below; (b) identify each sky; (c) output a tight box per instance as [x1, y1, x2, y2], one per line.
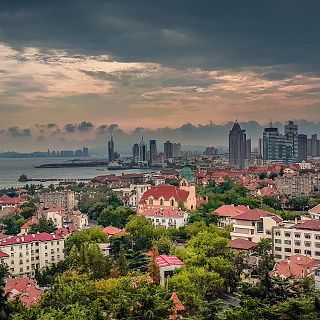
[1, 0, 320, 152]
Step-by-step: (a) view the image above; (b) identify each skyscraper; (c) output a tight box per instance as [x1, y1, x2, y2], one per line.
[139, 137, 147, 162]
[285, 120, 298, 159]
[82, 147, 89, 157]
[263, 123, 294, 163]
[107, 135, 114, 162]
[297, 134, 308, 162]
[246, 139, 251, 159]
[149, 140, 157, 164]
[228, 121, 247, 169]
[164, 141, 173, 160]
[173, 143, 182, 157]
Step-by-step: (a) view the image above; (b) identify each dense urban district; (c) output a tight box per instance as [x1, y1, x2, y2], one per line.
[1, 120, 320, 319]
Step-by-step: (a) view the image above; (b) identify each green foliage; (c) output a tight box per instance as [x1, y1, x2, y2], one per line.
[0, 263, 11, 320]
[125, 216, 157, 252]
[262, 196, 282, 210]
[153, 236, 174, 255]
[97, 206, 135, 228]
[29, 217, 57, 234]
[1, 214, 26, 235]
[287, 197, 310, 211]
[35, 261, 68, 287]
[64, 227, 108, 255]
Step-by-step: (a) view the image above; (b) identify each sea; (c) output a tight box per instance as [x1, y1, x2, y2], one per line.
[0, 157, 152, 189]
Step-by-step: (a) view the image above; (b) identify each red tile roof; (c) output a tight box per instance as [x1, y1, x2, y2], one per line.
[294, 220, 320, 231]
[0, 232, 63, 247]
[273, 255, 319, 279]
[0, 195, 25, 205]
[214, 205, 248, 218]
[229, 238, 257, 250]
[5, 278, 42, 307]
[170, 292, 186, 312]
[20, 217, 39, 230]
[103, 226, 125, 236]
[0, 250, 9, 258]
[140, 185, 189, 202]
[156, 255, 184, 268]
[139, 207, 187, 219]
[235, 208, 281, 222]
[309, 204, 320, 214]
[259, 186, 279, 197]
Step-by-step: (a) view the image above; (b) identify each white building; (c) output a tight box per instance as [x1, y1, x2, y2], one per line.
[139, 207, 188, 228]
[272, 219, 320, 261]
[0, 233, 64, 277]
[156, 255, 184, 286]
[230, 208, 282, 243]
[113, 184, 151, 208]
[214, 204, 249, 227]
[298, 161, 312, 171]
[39, 191, 77, 211]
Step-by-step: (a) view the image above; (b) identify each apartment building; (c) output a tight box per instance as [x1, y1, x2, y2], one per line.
[214, 204, 249, 227]
[0, 233, 64, 277]
[272, 220, 320, 261]
[309, 204, 320, 220]
[39, 191, 77, 210]
[275, 174, 313, 197]
[139, 207, 188, 228]
[230, 209, 282, 243]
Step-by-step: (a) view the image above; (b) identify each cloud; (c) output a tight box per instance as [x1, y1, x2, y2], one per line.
[7, 126, 31, 137]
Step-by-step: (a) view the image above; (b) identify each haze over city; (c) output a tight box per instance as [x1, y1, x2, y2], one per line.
[1, 1, 320, 151]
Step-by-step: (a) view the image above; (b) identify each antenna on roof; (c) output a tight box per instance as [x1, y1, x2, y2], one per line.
[269, 119, 273, 127]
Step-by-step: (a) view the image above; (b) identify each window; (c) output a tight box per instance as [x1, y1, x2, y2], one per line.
[284, 240, 291, 245]
[316, 243, 320, 248]
[275, 254, 282, 259]
[170, 199, 174, 206]
[275, 239, 281, 244]
[275, 231, 281, 236]
[284, 248, 292, 253]
[266, 230, 271, 235]
[305, 242, 311, 247]
[304, 234, 311, 239]
[275, 247, 281, 251]
[315, 251, 320, 256]
[285, 232, 291, 237]
[159, 198, 164, 206]
[305, 250, 311, 256]
[294, 233, 301, 238]
[294, 241, 301, 246]
[294, 249, 301, 254]
[148, 198, 153, 206]
[315, 235, 320, 240]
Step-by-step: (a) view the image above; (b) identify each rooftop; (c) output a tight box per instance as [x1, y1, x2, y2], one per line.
[156, 255, 184, 268]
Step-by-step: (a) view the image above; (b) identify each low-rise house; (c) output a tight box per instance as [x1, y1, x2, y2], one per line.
[19, 217, 39, 235]
[0, 195, 26, 210]
[214, 204, 249, 227]
[229, 238, 258, 251]
[5, 278, 42, 307]
[139, 207, 188, 228]
[230, 208, 282, 243]
[138, 179, 197, 212]
[98, 243, 111, 256]
[156, 255, 184, 286]
[272, 254, 319, 280]
[256, 185, 280, 197]
[170, 292, 187, 319]
[308, 204, 320, 220]
[103, 226, 125, 237]
[0, 232, 64, 277]
[113, 184, 151, 208]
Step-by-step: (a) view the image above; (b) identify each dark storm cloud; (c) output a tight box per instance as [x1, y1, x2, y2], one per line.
[64, 123, 77, 133]
[7, 126, 31, 137]
[0, 1, 320, 71]
[77, 121, 94, 132]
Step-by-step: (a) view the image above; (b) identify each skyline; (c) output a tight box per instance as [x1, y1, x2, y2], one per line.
[1, 1, 320, 150]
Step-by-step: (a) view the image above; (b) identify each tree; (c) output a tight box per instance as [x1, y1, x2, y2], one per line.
[148, 246, 160, 285]
[287, 197, 310, 211]
[125, 216, 156, 251]
[29, 217, 57, 234]
[153, 236, 173, 255]
[115, 244, 128, 276]
[0, 263, 11, 320]
[97, 206, 135, 228]
[64, 228, 108, 255]
[1, 214, 26, 235]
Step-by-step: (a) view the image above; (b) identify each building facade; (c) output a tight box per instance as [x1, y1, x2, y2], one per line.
[229, 121, 247, 169]
[39, 191, 77, 211]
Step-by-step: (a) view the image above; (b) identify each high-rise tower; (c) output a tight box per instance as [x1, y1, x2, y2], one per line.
[107, 135, 114, 162]
[229, 121, 247, 169]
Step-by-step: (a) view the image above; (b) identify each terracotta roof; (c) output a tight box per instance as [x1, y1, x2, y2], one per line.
[156, 255, 184, 268]
[214, 205, 248, 218]
[0, 195, 25, 205]
[103, 226, 125, 236]
[139, 207, 187, 219]
[5, 278, 42, 307]
[273, 255, 319, 279]
[0, 250, 9, 258]
[294, 220, 320, 231]
[140, 185, 189, 202]
[309, 204, 320, 214]
[0, 232, 63, 247]
[20, 217, 39, 230]
[170, 292, 186, 312]
[230, 238, 257, 250]
[235, 208, 281, 222]
[259, 186, 279, 197]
